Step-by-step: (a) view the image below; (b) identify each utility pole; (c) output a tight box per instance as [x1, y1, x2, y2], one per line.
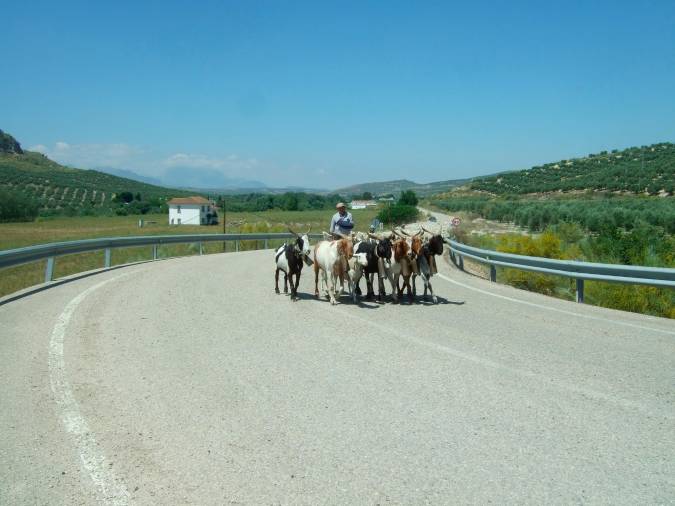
[223, 195, 227, 253]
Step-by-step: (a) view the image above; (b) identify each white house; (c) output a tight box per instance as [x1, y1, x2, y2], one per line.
[168, 196, 217, 226]
[349, 199, 378, 209]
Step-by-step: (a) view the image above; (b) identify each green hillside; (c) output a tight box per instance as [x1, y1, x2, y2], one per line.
[335, 177, 470, 197]
[471, 142, 675, 195]
[0, 130, 194, 219]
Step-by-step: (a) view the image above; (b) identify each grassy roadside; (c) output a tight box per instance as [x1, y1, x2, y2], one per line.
[0, 208, 379, 297]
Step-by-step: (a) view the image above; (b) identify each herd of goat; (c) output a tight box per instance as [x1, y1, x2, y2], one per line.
[274, 225, 446, 304]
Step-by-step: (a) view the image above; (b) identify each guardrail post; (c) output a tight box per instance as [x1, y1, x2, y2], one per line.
[199, 242, 203, 256]
[490, 264, 497, 282]
[264, 239, 269, 249]
[45, 257, 55, 282]
[576, 279, 585, 303]
[104, 248, 111, 268]
[153, 244, 158, 260]
[235, 240, 239, 252]
[458, 255, 464, 271]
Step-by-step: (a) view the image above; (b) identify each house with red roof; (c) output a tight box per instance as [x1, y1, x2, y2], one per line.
[167, 196, 218, 225]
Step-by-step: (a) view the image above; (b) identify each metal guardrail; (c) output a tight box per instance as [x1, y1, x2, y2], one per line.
[2, 233, 673, 305]
[445, 239, 675, 303]
[0, 233, 325, 285]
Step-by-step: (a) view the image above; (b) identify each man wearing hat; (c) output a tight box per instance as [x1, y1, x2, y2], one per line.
[330, 202, 355, 236]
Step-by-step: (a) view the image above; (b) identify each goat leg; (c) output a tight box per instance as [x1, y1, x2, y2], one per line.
[395, 274, 403, 300]
[428, 278, 437, 304]
[353, 268, 362, 296]
[366, 273, 375, 300]
[292, 272, 301, 301]
[328, 273, 338, 305]
[314, 262, 320, 298]
[275, 268, 280, 294]
[377, 274, 385, 302]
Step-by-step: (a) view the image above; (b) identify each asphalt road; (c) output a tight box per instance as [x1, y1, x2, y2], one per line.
[1, 249, 674, 505]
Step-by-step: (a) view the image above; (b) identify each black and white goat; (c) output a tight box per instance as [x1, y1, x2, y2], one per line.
[274, 227, 312, 301]
[352, 232, 396, 302]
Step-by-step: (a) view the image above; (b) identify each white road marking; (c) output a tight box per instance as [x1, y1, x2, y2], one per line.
[437, 273, 675, 336]
[316, 299, 672, 420]
[49, 274, 133, 505]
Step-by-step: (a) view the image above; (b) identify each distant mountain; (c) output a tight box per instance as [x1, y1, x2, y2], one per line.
[95, 166, 165, 187]
[471, 142, 675, 195]
[189, 186, 328, 195]
[97, 165, 274, 193]
[161, 166, 266, 190]
[335, 178, 470, 197]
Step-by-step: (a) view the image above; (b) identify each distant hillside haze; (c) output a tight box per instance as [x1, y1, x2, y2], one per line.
[335, 178, 470, 197]
[471, 143, 675, 195]
[161, 166, 267, 190]
[95, 166, 165, 187]
[3, 129, 673, 209]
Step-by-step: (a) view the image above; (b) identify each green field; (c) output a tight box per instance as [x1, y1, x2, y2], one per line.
[0, 208, 379, 297]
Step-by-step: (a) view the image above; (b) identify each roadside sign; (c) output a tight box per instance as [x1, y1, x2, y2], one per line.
[451, 217, 461, 227]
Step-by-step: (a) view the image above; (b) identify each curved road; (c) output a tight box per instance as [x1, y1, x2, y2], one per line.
[1, 250, 674, 505]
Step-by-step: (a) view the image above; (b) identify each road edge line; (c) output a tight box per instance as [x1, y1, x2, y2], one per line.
[49, 273, 133, 506]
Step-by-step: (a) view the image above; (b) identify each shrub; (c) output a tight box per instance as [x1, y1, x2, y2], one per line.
[377, 204, 419, 225]
[399, 190, 419, 206]
[0, 188, 39, 222]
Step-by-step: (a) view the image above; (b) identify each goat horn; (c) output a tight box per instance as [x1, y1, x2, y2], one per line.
[288, 227, 299, 237]
[368, 232, 381, 241]
[306, 225, 311, 235]
[421, 226, 432, 235]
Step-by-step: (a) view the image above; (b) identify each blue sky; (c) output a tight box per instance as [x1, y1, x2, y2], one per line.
[4, 0, 675, 189]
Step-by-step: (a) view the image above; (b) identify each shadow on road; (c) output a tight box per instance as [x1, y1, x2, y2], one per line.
[416, 296, 466, 306]
[274, 290, 465, 308]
